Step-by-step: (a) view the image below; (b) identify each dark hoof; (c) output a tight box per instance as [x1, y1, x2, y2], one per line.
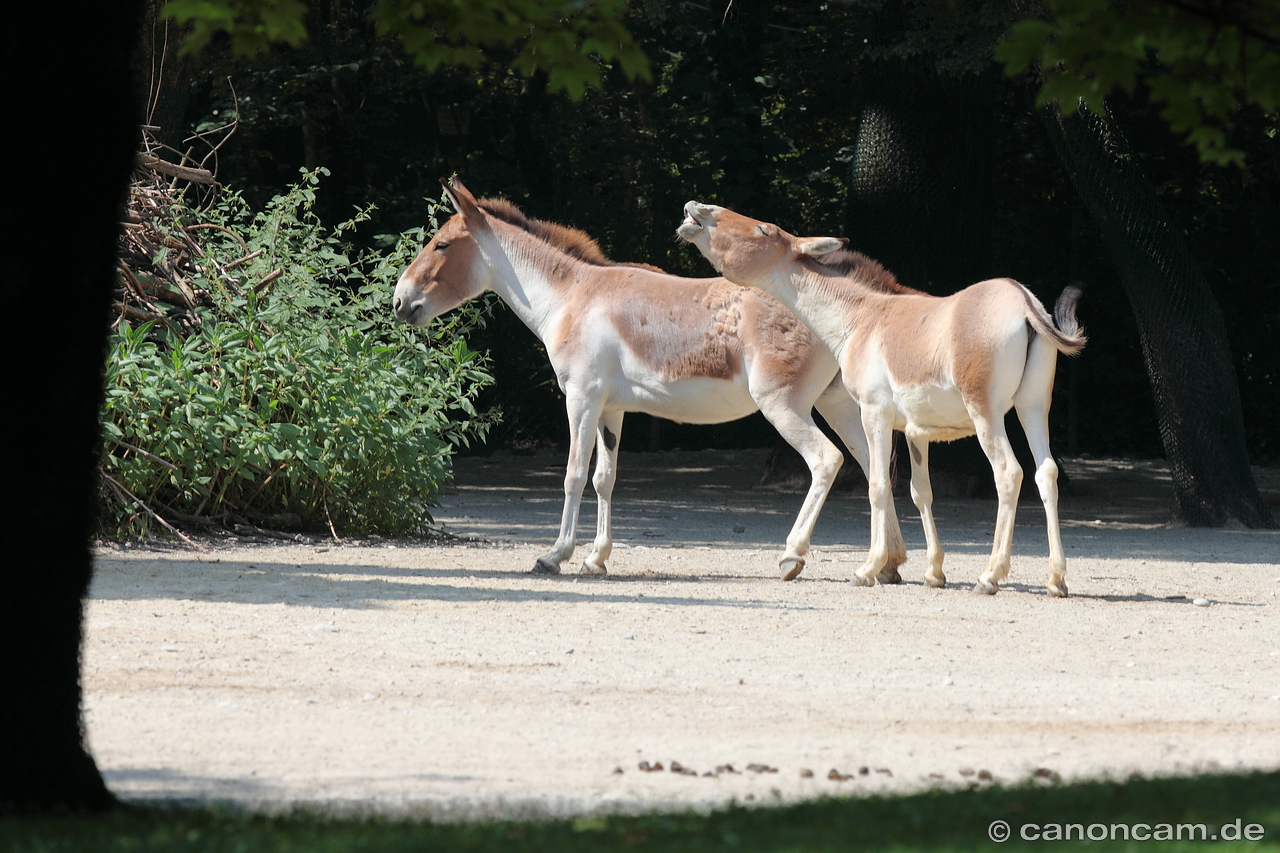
[876, 567, 903, 585]
[532, 559, 561, 575]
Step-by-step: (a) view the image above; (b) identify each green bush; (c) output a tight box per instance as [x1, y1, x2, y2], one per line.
[100, 168, 496, 539]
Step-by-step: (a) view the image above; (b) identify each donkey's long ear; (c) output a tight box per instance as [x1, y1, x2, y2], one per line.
[441, 177, 487, 228]
[795, 237, 847, 257]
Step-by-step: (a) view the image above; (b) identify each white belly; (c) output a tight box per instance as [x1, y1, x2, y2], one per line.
[608, 375, 758, 424]
[890, 383, 976, 443]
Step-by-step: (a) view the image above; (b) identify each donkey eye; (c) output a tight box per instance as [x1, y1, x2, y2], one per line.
[756, 224, 771, 238]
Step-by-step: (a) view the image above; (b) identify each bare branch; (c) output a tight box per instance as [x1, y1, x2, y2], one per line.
[99, 468, 207, 551]
[138, 153, 215, 184]
[104, 434, 179, 472]
[254, 268, 284, 294]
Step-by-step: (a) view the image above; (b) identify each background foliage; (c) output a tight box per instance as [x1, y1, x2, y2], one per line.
[102, 170, 495, 538]
[163, 0, 649, 97]
[145, 0, 1277, 463]
[997, 0, 1280, 167]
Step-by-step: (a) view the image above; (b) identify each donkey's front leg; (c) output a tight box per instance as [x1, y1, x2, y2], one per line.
[581, 410, 624, 576]
[759, 393, 845, 580]
[854, 405, 897, 587]
[816, 388, 906, 583]
[905, 436, 946, 588]
[534, 395, 603, 574]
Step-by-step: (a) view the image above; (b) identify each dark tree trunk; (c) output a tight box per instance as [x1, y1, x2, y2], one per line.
[845, 62, 997, 293]
[1, 2, 143, 813]
[135, 0, 195, 154]
[1042, 103, 1275, 528]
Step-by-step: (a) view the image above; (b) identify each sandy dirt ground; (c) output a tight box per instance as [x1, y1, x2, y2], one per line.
[85, 449, 1280, 820]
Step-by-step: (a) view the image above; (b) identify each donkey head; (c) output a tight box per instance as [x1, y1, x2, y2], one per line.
[676, 201, 846, 288]
[391, 178, 495, 327]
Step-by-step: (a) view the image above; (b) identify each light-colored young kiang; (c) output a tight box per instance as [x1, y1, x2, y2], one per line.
[677, 201, 1086, 596]
[392, 178, 906, 578]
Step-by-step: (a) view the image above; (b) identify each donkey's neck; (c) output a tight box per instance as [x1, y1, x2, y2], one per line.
[752, 269, 878, 358]
[479, 221, 576, 341]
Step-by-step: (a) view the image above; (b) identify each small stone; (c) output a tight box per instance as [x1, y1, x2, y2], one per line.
[1192, 598, 1211, 607]
[977, 769, 993, 781]
[799, 768, 814, 778]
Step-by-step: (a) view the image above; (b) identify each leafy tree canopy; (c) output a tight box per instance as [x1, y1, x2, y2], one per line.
[162, 0, 650, 98]
[996, 0, 1280, 166]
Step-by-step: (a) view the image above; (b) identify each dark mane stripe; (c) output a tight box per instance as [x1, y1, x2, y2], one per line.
[804, 249, 921, 295]
[479, 198, 662, 271]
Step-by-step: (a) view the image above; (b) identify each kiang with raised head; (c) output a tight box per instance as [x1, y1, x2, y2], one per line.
[678, 200, 1085, 597]
[393, 178, 907, 580]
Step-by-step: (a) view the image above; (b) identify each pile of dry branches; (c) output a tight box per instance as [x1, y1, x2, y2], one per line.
[115, 129, 220, 336]
[116, 117, 283, 338]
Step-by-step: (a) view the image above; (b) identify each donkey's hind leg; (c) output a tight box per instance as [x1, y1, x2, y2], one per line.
[1015, 339, 1068, 597]
[969, 408, 1023, 595]
[581, 410, 625, 576]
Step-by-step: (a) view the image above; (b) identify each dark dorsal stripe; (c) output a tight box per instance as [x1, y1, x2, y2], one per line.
[804, 249, 922, 296]
[478, 198, 664, 272]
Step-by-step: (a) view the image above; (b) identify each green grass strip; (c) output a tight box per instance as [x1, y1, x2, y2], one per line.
[4, 770, 1278, 852]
